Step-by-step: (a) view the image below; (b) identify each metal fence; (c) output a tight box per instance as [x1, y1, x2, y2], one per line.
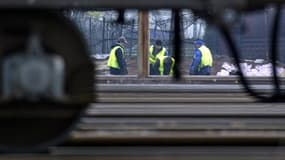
[67, 10, 204, 57]
[67, 9, 285, 63]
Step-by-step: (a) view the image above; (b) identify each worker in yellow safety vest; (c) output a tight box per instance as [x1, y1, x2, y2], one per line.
[153, 56, 175, 75]
[107, 36, 128, 75]
[189, 39, 213, 75]
[149, 40, 169, 75]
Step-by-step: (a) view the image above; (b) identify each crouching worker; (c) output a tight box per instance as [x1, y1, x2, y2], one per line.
[149, 40, 169, 75]
[107, 36, 128, 75]
[153, 56, 175, 75]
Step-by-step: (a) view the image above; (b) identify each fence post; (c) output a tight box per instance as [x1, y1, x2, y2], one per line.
[102, 17, 106, 54]
[138, 10, 149, 78]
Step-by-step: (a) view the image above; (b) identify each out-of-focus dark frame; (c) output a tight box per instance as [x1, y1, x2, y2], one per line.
[0, 0, 280, 10]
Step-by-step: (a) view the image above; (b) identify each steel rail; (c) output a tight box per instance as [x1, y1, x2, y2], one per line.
[96, 76, 285, 85]
[2, 146, 285, 160]
[95, 84, 285, 102]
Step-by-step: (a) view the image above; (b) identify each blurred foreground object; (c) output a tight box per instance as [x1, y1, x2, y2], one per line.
[0, 0, 281, 11]
[0, 11, 94, 152]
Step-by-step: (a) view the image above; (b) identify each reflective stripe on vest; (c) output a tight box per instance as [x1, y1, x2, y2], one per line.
[149, 45, 166, 64]
[198, 45, 213, 69]
[158, 56, 175, 75]
[107, 46, 124, 69]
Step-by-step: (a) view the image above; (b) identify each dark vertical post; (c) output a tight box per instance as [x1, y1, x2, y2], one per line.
[173, 9, 181, 79]
[130, 21, 135, 55]
[102, 17, 106, 54]
[169, 11, 175, 55]
[89, 17, 92, 53]
[264, 9, 269, 60]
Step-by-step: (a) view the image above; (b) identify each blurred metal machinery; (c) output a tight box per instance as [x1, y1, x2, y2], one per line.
[0, 11, 94, 152]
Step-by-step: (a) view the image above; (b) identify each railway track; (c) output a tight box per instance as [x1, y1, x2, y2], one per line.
[2, 146, 285, 159]
[4, 83, 285, 159]
[95, 83, 270, 103]
[67, 102, 285, 145]
[62, 83, 285, 145]
[96, 75, 285, 85]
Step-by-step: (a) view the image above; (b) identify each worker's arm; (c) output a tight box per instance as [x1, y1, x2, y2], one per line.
[163, 58, 172, 75]
[149, 56, 156, 64]
[189, 49, 201, 75]
[165, 49, 169, 56]
[149, 47, 156, 64]
[115, 48, 128, 74]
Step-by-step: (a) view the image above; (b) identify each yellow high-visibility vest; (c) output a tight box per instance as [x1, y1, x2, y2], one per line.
[149, 45, 166, 65]
[198, 45, 213, 69]
[158, 56, 175, 75]
[107, 46, 124, 69]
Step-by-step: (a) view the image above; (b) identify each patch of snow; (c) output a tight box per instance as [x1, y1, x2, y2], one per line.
[217, 62, 285, 77]
[254, 59, 264, 64]
[91, 54, 109, 60]
[216, 69, 230, 76]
